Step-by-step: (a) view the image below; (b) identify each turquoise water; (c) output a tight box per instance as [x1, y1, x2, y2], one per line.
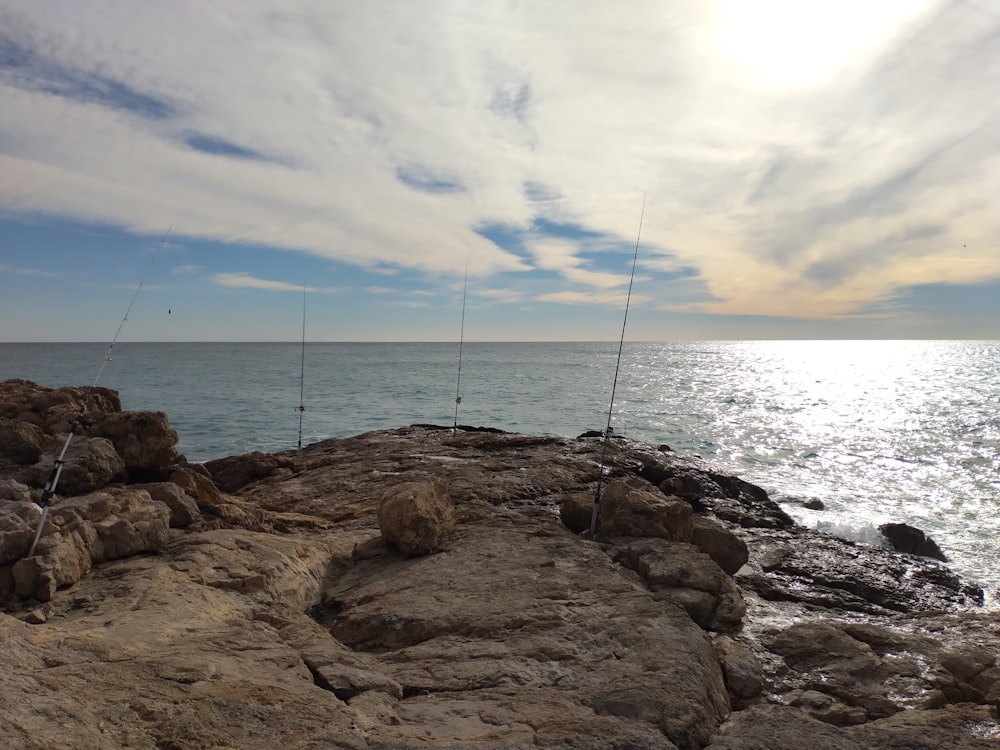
[2, 340, 998, 598]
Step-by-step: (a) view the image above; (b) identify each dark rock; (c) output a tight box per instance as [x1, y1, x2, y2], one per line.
[205, 451, 296, 492]
[691, 516, 749, 575]
[879, 522, 948, 562]
[736, 527, 981, 614]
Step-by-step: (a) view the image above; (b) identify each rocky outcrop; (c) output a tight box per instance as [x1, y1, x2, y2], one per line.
[0, 382, 996, 749]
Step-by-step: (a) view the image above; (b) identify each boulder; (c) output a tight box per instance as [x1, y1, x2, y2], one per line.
[691, 516, 749, 575]
[28, 434, 126, 496]
[132, 482, 201, 527]
[0, 497, 43, 565]
[879, 522, 948, 562]
[90, 411, 179, 472]
[378, 480, 455, 556]
[0, 419, 48, 465]
[599, 478, 693, 541]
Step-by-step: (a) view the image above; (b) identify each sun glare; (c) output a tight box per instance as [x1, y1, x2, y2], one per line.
[712, 0, 938, 88]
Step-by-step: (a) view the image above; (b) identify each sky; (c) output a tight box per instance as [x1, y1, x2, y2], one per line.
[1, 0, 999, 342]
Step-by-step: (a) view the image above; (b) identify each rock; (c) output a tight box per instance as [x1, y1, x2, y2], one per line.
[205, 450, 295, 492]
[378, 480, 455, 556]
[132, 482, 201, 527]
[879, 522, 948, 562]
[691, 516, 749, 575]
[8, 487, 170, 600]
[0, 393, 996, 749]
[90, 411, 179, 473]
[847, 703, 1000, 749]
[28, 434, 126, 496]
[613, 537, 746, 631]
[0, 419, 48, 465]
[0, 478, 33, 503]
[0, 379, 121, 433]
[803, 498, 825, 510]
[0, 499, 42, 565]
[706, 704, 865, 749]
[713, 636, 764, 708]
[558, 491, 595, 534]
[598, 478, 693, 541]
[323, 528, 732, 749]
[736, 527, 982, 614]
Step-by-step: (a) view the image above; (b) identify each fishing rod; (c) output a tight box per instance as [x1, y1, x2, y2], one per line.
[452, 261, 469, 435]
[589, 196, 645, 537]
[28, 227, 170, 557]
[297, 283, 306, 449]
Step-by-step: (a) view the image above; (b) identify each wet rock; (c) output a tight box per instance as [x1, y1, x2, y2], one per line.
[736, 527, 982, 614]
[880, 522, 948, 562]
[378, 480, 455, 556]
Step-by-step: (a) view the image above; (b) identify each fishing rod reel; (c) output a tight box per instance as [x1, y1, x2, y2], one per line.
[34, 408, 94, 512]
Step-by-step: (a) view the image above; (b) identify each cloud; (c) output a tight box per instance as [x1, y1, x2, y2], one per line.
[1, 0, 998, 331]
[537, 289, 649, 307]
[477, 287, 524, 304]
[0, 262, 53, 276]
[212, 272, 327, 293]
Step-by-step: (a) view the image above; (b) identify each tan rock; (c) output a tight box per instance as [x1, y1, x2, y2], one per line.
[90, 411, 178, 471]
[378, 480, 455, 556]
[599, 478, 693, 541]
[0, 419, 47, 465]
[28, 434, 126, 496]
[9, 488, 170, 600]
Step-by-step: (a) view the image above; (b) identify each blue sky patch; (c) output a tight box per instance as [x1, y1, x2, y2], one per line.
[395, 165, 465, 194]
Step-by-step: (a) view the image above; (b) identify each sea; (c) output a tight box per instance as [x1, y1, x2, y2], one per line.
[2, 340, 998, 602]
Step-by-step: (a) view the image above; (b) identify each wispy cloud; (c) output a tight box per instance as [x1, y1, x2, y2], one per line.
[212, 272, 327, 293]
[0, 262, 54, 277]
[1, 0, 998, 334]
